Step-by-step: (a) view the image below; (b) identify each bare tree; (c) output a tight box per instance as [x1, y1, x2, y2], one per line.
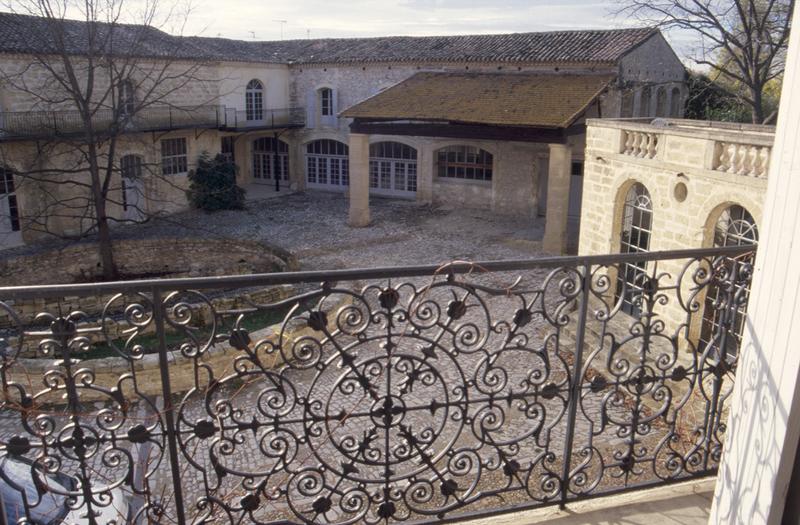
[617, 0, 794, 123]
[0, 0, 220, 279]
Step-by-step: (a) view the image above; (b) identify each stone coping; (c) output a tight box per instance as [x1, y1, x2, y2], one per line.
[588, 117, 775, 146]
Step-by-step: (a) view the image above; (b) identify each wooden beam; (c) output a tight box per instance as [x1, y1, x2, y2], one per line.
[349, 120, 569, 143]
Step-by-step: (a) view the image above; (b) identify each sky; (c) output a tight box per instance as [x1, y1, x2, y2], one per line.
[2, 0, 700, 63]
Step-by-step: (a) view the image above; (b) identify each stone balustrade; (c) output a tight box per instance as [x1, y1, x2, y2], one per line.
[588, 118, 775, 179]
[713, 141, 771, 178]
[621, 129, 661, 159]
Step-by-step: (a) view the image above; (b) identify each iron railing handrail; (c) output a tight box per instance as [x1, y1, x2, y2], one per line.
[0, 245, 753, 300]
[0, 105, 305, 139]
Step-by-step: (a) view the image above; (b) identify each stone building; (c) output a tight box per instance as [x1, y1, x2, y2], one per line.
[579, 117, 773, 352]
[0, 12, 686, 252]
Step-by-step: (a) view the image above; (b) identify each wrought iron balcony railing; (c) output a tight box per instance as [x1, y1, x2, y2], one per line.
[0, 246, 752, 524]
[219, 107, 306, 131]
[0, 105, 305, 140]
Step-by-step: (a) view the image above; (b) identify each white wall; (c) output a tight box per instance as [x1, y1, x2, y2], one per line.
[710, 3, 800, 523]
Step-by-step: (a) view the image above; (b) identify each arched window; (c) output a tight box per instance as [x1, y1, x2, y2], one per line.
[621, 90, 635, 118]
[616, 183, 653, 317]
[305, 139, 349, 190]
[370, 142, 418, 197]
[655, 87, 667, 117]
[246, 79, 264, 122]
[252, 137, 289, 182]
[118, 79, 135, 116]
[436, 145, 493, 182]
[700, 205, 759, 358]
[669, 87, 682, 117]
[120, 154, 144, 221]
[639, 86, 652, 118]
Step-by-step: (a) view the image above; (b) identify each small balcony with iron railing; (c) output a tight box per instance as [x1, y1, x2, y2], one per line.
[0, 105, 305, 141]
[0, 245, 750, 524]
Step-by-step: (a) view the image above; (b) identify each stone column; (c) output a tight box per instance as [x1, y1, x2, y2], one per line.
[289, 136, 306, 191]
[711, 4, 800, 523]
[237, 137, 253, 186]
[416, 142, 434, 204]
[348, 133, 371, 227]
[542, 143, 572, 254]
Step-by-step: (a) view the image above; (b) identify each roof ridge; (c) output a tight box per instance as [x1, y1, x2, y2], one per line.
[186, 26, 657, 46]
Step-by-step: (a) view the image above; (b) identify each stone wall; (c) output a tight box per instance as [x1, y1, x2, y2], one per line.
[0, 237, 297, 328]
[579, 117, 772, 335]
[2, 288, 348, 404]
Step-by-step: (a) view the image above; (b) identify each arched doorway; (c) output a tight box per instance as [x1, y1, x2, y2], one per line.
[252, 137, 289, 184]
[616, 183, 653, 317]
[369, 142, 417, 198]
[700, 205, 758, 358]
[305, 139, 349, 191]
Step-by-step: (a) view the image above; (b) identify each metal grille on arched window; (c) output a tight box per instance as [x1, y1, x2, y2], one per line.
[369, 142, 418, 197]
[252, 137, 288, 182]
[305, 139, 349, 189]
[700, 205, 758, 359]
[616, 183, 653, 317]
[246, 79, 264, 122]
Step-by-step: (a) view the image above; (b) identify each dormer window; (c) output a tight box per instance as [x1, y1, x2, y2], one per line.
[246, 79, 264, 121]
[320, 88, 333, 117]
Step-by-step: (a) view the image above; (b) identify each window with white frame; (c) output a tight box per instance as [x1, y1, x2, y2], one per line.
[246, 79, 264, 121]
[369, 142, 417, 196]
[436, 145, 493, 182]
[616, 183, 653, 317]
[253, 137, 289, 182]
[0, 167, 20, 233]
[700, 205, 758, 359]
[320, 88, 333, 117]
[305, 139, 349, 189]
[161, 138, 188, 176]
[118, 79, 135, 116]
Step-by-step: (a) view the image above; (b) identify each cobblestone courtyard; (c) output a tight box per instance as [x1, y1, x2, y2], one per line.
[121, 190, 566, 270]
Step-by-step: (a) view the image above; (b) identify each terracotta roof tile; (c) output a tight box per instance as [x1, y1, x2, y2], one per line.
[341, 72, 615, 128]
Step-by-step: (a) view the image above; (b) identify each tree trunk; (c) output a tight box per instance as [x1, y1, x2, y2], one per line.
[96, 213, 117, 281]
[86, 141, 118, 281]
[751, 85, 765, 124]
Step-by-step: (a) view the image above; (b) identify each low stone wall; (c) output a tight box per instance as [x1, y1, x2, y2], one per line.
[4, 291, 348, 404]
[0, 238, 298, 329]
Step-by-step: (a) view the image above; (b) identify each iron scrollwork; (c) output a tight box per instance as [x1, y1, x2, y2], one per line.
[0, 249, 751, 524]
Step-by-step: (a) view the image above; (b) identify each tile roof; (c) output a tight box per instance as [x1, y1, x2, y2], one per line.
[0, 12, 658, 66]
[230, 28, 658, 65]
[0, 12, 205, 60]
[341, 72, 616, 128]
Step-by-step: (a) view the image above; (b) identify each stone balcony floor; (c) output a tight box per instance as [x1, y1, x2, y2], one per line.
[464, 479, 714, 525]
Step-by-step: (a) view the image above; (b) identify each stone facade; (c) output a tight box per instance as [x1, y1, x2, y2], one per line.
[0, 30, 687, 253]
[579, 118, 771, 256]
[579, 117, 773, 337]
